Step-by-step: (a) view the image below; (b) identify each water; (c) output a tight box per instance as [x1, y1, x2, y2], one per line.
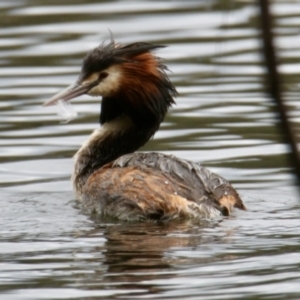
[1, 0, 300, 299]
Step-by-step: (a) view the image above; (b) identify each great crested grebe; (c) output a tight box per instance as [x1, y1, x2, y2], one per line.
[44, 40, 246, 221]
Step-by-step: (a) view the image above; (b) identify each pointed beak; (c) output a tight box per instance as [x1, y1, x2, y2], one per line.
[43, 81, 97, 107]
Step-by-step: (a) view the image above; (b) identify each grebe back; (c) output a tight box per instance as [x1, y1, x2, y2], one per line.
[44, 40, 246, 221]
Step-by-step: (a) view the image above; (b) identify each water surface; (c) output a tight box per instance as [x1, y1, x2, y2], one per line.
[1, 0, 300, 299]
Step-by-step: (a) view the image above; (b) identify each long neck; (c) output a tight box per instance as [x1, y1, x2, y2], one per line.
[72, 115, 158, 199]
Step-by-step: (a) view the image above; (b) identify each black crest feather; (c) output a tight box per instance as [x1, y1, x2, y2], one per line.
[81, 41, 165, 79]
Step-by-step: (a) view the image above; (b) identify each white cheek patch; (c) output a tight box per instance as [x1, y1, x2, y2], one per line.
[87, 65, 122, 97]
[82, 73, 98, 85]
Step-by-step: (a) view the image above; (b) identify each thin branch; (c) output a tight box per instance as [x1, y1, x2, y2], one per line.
[258, 0, 300, 188]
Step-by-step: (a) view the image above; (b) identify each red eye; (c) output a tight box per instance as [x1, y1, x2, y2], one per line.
[99, 72, 108, 80]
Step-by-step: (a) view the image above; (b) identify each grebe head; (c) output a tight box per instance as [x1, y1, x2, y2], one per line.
[44, 40, 177, 127]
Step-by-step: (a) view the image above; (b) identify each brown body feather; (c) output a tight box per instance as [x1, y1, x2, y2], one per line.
[81, 152, 245, 221]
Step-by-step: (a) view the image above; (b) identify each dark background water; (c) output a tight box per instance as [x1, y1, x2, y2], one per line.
[1, 1, 300, 299]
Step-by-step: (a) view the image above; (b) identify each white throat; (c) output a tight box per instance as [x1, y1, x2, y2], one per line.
[74, 115, 133, 164]
[72, 115, 134, 199]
